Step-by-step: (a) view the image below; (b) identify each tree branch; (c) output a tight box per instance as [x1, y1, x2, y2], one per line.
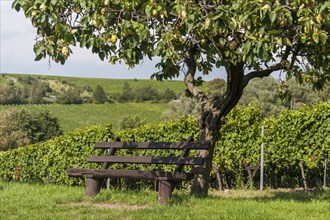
[184, 45, 208, 104]
[243, 63, 285, 87]
[220, 62, 245, 117]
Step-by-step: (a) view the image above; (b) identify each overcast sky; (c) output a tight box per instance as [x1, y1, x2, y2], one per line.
[0, 1, 224, 80]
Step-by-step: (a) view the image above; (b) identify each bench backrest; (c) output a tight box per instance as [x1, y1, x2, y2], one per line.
[89, 141, 210, 167]
[94, 141, 209, 150]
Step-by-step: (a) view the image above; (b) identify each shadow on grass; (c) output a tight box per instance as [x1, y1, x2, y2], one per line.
[209, 188, 330, 203]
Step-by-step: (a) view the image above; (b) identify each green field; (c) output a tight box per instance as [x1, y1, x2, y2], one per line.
[2, 73, 186, 95]
[0, 74, 182, 133]
[0, 181, 329, 220]
[0, 103, 167, 132]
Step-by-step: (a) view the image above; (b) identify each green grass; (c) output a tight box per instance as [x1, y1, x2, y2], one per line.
[0, 74, 181, 133]
[0, 181, 329, 220]
[3, 73, 186, 95]
[0, 103, 167, 132]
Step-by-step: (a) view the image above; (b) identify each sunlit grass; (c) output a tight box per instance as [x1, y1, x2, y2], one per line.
[1, 181, 329, 220]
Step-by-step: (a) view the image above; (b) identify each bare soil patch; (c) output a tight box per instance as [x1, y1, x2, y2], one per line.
[66, 202, 151, 210]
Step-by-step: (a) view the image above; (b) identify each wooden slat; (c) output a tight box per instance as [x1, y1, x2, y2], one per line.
[94, 142, 209, 150]
[88, 156, 204, 165]
[67, 168, 194, 181]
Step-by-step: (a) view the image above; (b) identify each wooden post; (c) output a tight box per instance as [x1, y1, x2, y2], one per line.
[244, 160, 261, 189]
[260, 125, 264, 191]
[86, 177, 101, 197]
[213, 166, 223, 191]
[324, 158, 328, 188]
[158, 180, 172, 204]
[299, 160, 308, 190]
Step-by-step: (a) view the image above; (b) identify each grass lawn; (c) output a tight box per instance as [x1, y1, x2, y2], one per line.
[0, 181, 329, 220]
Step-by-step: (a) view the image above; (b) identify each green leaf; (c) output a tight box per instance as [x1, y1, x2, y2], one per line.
[34, 54, 44, 61]
[319, 33, 328, 45]
[268, 11, 276, 23]
[12, 2, 21, 12]
[300, 34, 307, 43]
[282, 37, 292, 47]
[98, 51, 105, 61]
[312, 33, 319, 43]
[145, 5, 152, 17]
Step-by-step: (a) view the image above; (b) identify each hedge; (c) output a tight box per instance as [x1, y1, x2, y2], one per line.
[0, 101, 329, 189]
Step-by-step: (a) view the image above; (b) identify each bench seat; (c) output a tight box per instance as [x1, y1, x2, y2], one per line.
[67, 168, 194, 181]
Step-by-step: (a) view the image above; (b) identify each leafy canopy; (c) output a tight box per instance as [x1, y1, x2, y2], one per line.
[12, 0, 330, 88]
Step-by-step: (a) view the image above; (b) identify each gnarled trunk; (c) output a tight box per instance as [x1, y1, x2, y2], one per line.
[189, 62, 245, 197]
[190, 128, 216, 197]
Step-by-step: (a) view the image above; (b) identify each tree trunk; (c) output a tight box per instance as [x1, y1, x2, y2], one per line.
[190, 128, 215, 197]
[299, 160, 308, 190]
[213, 166, 223, 191]
[184, 48, 245, 196]
[323, 158, 328, 188]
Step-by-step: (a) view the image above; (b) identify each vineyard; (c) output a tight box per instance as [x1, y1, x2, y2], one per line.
[0, 101, 328, 189]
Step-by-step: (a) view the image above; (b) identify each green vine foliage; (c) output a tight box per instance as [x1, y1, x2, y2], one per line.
[0, 101, 329, 188]
[215, 103, 263, 172]
[262, 101, 330, 187]
[0, 125, 114, 185]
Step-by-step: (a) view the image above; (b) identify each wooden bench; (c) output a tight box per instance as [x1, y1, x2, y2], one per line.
[67, 140, 210, 204]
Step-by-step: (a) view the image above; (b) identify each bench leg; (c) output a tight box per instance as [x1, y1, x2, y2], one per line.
[86, 177, 101, 197]
[158, 180, 173, 204]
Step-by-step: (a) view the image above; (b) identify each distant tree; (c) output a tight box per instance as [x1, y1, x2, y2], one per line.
[0, 109, 63, 151]
[0, 109, 30, 151]
[317, 82, 330, 102]
[56, 88, 82, 104]
[33, 110, 63, 142]
[119, 115, 146, 130]
[93, 85, 108, 104]
[163, 95, 201, 120]
[84, 85, 94, 93]
[116, 82, 134, 102]
[0, 81, 23, 104]
[134, 86, 160, 102]
[286, 78, 327, 109]
[239, 77, 285, 117]
[238, 76, 330, 117]
[161, 88, 177, 102]
[26, 81, 51, 104]
[19, 76, 36, 85]
[205, 78, 226, 98]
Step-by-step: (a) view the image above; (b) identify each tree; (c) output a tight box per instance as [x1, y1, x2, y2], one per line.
[15, 109, 63, 144]
[56, 87, 82, 104]
[134, 86, 160, 102]
[161, 88, 177, 102]
[0, 109, 30, 151]
[239, 77, 286, 117]
[238, 76, 330, 117]
[116, 82, 134, 102]
[205, 78, 226, 98]
[93, 85, 108, 104]
[162, 95, 201, 120]
[0, 109, 63, 151]
[13, 0, 330, 196]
